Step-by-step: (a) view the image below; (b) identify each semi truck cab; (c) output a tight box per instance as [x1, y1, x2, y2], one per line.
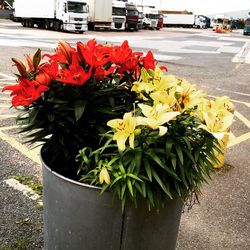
[58, 0, 89, 32]
[142, 7, 158, 29]
[125, 3, 139, 31]
[111, 1, 126, 30]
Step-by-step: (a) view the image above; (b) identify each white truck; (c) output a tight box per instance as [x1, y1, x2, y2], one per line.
[87, 0, 113, 30]
[163, 14, 206, 28]
[140, 6, 158, 29]
[111, 0, 126, 30]
[14, 0, 89, 33]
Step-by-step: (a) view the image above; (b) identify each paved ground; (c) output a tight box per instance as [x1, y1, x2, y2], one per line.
[0, 19, 250, 249]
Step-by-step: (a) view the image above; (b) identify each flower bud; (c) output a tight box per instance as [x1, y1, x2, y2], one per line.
[99, 167, 110, 185]
[134, 128, 141, 136]
[33, 49, 42, 68]
[58, 40, 72, 64]
[25, 54, 35, 72]
[12, 58, 27, 78]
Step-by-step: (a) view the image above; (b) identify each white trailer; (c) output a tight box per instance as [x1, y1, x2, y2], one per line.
[111, 0, 126, 30]
[87, 0, 113, 30]
[163, 13, 206, 28]
[14, 0, 89, 33]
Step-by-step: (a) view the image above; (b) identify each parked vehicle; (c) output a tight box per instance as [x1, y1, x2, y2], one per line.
[87, 0, 112, 30]
[14, 0, 89, 33]
[157, 13, 163, 30]
[243, 18, 250, 35]
[137, 6, 144, 29]
[125, 2, 138, 31]
[163, 13, 206, 28]
[212, 15, 232, 32]
[142, 6, 158, 29]
[111, 0, 126, 30]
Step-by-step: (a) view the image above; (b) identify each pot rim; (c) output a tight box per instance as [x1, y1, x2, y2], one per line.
[40, 146, 102, 191]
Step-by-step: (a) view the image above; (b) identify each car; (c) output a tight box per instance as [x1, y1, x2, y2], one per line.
[243, 18, 250, 35]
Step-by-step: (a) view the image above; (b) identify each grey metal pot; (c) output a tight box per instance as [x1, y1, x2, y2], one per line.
[42, 153, 183, 250]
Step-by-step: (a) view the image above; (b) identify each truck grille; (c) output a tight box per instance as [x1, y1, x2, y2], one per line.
[75, 18, 83, 21]
[151, 20, 157, 27]
[115, 23, 123, 29]
[113, 17, 125, 23]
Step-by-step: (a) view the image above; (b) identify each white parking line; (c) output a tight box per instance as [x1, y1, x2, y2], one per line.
[3, 178, 40, 201]
[0, 73, 15, 80]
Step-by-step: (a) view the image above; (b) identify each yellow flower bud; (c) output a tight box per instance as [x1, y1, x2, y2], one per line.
[99, 167, 110, 185]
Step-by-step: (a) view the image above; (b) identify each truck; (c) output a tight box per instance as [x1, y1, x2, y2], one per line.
[157, 13, 163, 30]
[125, 2, 139, 31]
[87, 0, 113, 30]
[111, 0, 126, 30]
[141, 6, 159, 30]
[14, 0, 89, 33]
[163, 13, 206, 28]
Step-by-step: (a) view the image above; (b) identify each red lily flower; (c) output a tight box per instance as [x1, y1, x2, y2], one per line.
[2, 78, 48, 107]
[140, 51, 156, 70]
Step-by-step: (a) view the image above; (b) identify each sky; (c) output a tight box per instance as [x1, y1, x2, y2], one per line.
[135, 0, 250, 15]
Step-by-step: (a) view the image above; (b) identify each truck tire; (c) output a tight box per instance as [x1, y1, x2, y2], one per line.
[28, 20, 34, 28]
[21, 19, 25, 27]
[54, 21, 60, 31]
[44, 20, 50, 30]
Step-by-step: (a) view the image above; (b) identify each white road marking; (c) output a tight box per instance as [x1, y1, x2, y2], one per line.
[232, 42, 250, 64]
[3, 178, 40, 201]
[0, 73, 15, 80]
[215, 87, 250, 97]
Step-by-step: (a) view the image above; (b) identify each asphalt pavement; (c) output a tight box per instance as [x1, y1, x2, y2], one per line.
[0, 19, 250, 249]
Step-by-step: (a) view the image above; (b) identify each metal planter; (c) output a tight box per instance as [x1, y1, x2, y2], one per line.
[42, 153, 183, 250]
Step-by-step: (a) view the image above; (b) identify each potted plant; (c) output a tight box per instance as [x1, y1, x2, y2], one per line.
[2, 39, 234, 250]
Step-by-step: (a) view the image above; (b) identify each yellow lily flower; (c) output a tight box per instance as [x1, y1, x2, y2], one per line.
[138, 103, 180, 136]
[150, 89, 177, 110]
[99, 167, 110, 185]
[215, 96, 235, 113]
[175, 80, 206, 111]
[199, 111, 234, 139]
[107, 112, 137, 151]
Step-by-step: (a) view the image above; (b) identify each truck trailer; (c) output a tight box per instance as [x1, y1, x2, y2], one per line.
[163, 13, 206, 28]
[14, 0, 89, 33]
[87, 0, 113, 30]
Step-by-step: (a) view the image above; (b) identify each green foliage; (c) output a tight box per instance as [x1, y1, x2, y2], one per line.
[17, 79, 136, 176]
[76, 113, 220, 210]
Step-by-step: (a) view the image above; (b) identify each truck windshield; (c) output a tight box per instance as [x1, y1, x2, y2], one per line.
[68, 2, 88, 13]
[112, 7, 126, 16]
[127, 10, 138, 16]
[149, 14, 159, 19]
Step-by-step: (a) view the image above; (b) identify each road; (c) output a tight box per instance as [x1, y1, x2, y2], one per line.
[0, 19, 250, 249]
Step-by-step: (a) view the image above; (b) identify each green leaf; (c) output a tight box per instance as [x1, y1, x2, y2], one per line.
[151, 169, 173, 199]
[110, 176, 123, 188]
[175, 143, 183, 165]
[165, 139, 174, 158]
[100, 183, 109, 194]
[126, 173, 143, 182]
[134, 183, 144, 196]
[121, 184, 126, 200]
[146, 186, 154, 206]
[127, 178, 133, 197]
[141, 182, 146, 197]
[170, 154, 177, 170]
[74, 100, 87, 121]
[143, 159, 152, 181]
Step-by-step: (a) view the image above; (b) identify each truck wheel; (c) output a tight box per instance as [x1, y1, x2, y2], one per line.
[54, 21, 60, 31]
[28, 20, 34, 28]
[21, 19, 25, 27]
[44, 20, 50, 30]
